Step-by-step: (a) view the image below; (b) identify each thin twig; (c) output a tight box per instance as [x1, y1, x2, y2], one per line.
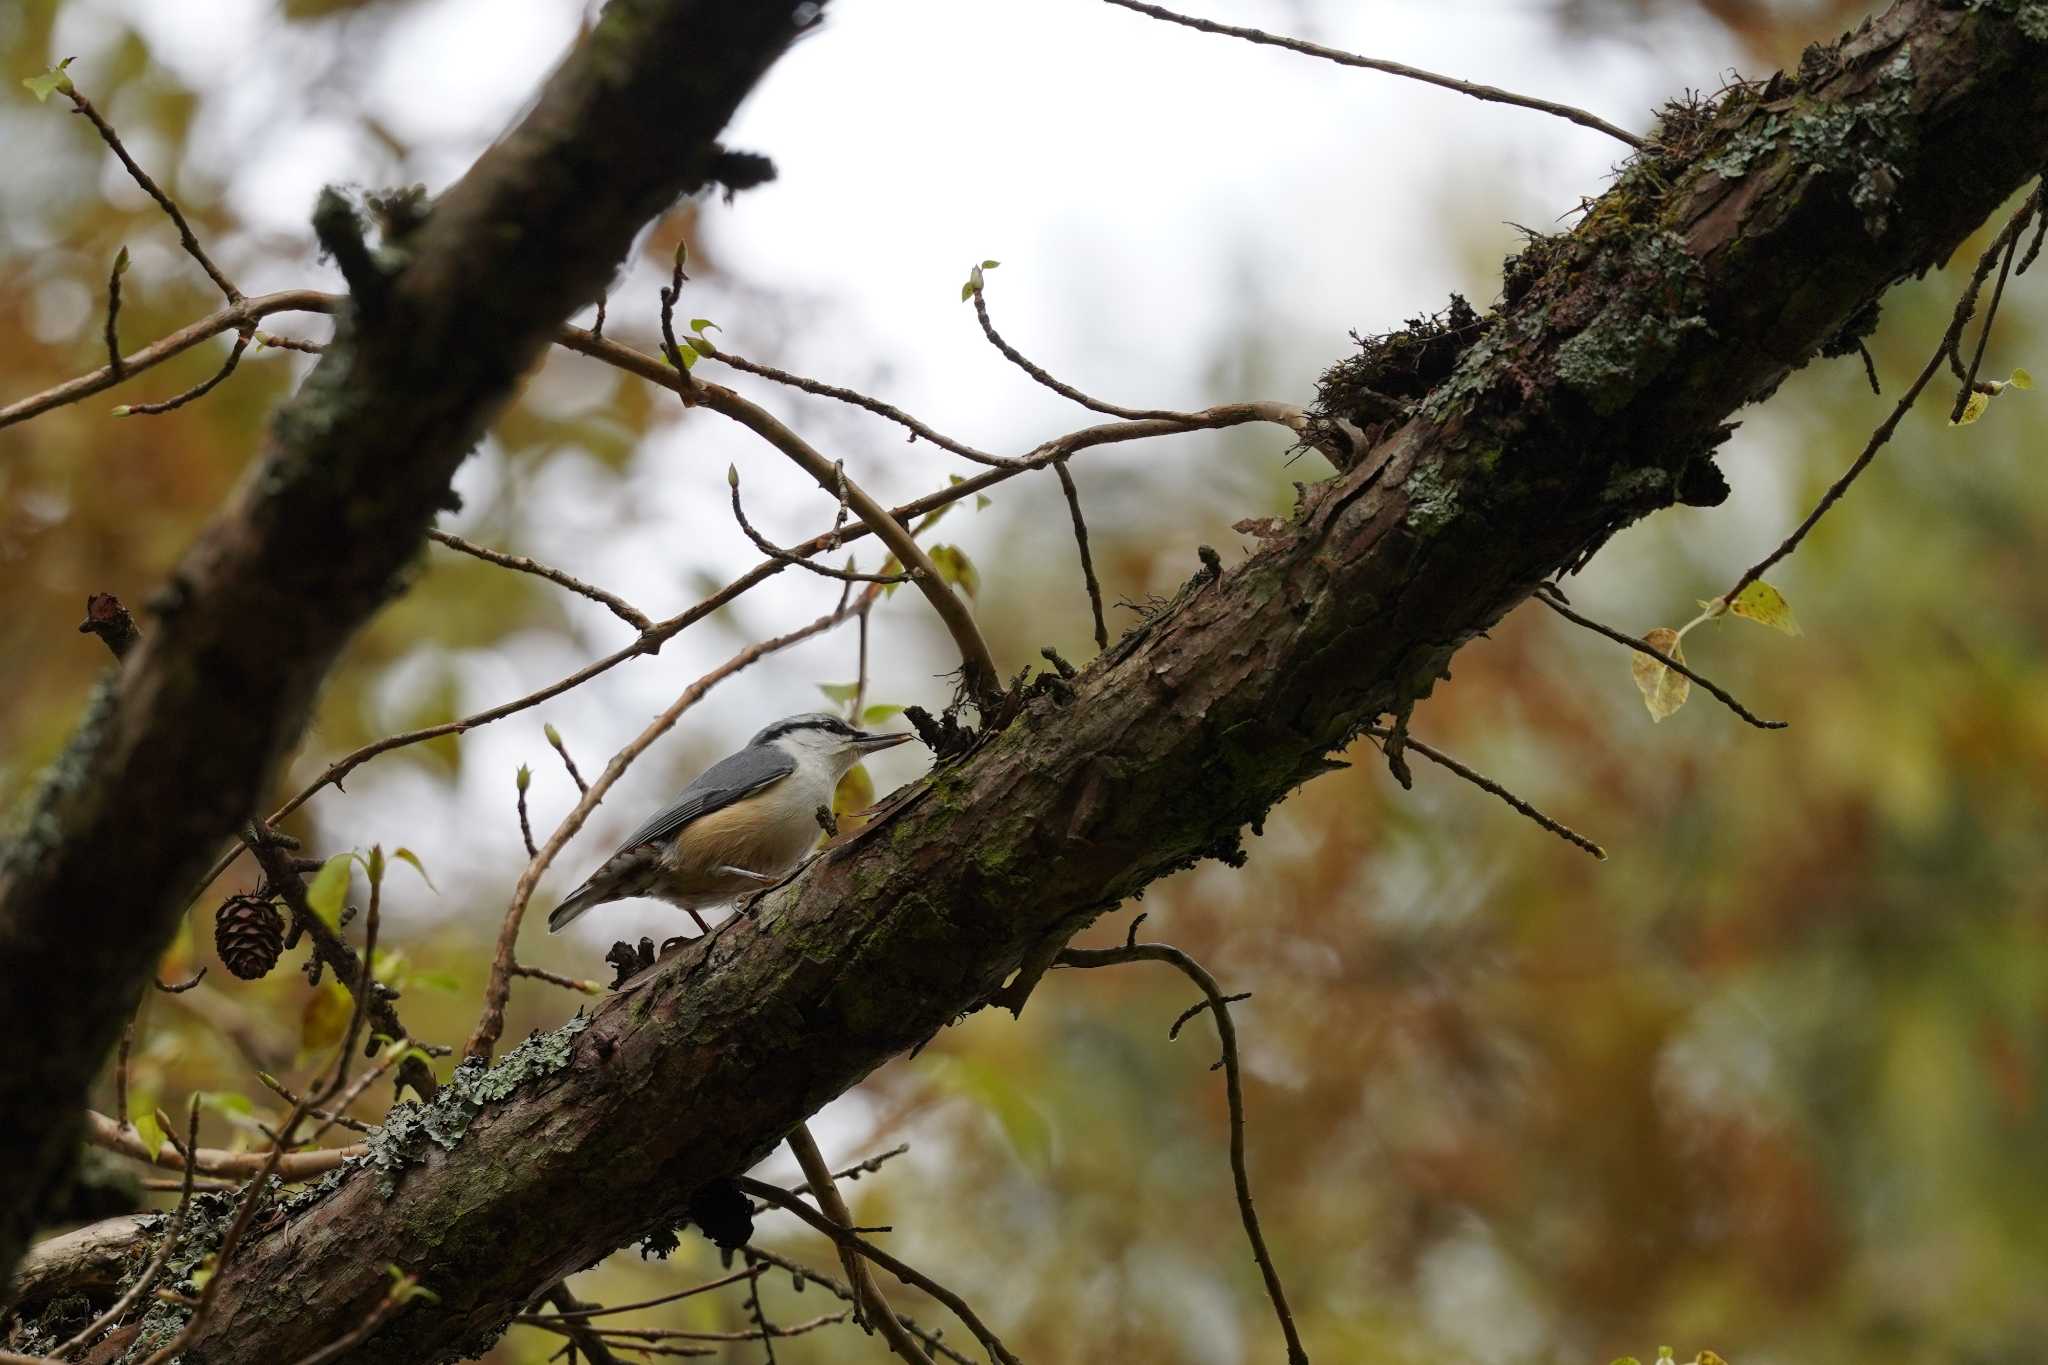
[693, 337, 1020, 468]
[0, 288, 332, 430]
[252, 1070, 375, 1135]
[153, 966, 207, 993]
[1099, 0, 1642, 147]
[1365, 724, 1605, 859]
[1725, 187, 2041, 607]
[428, 529, 652, 632]
[739, 1249, 780, 1365]
[540, 1283, 626, 1365]
[102, 248, 127, 378]
[114, 330, 250, 417]
[786, 1143, 911, 1200]
[527, 1269, 760, 1322]
[727, 467, 917, 583]
[1949, 214, 2023, 422]
[518, 766, 540, 859]
[547, 725, 590, 794]
[739, 1179, 1020, 1365]
[510, 962, 603, 995]
[742, 1248, 978, 1365]
[1053, 461, 1110, 650]
[53, 1097, 201, 1360]
[786, 1125, 930, 1363]
[971, 286, 1188, 422]
[1054, 934, 1309, 1365]
[1533, 586, 1785, 729]
[61, 83, 242, 302]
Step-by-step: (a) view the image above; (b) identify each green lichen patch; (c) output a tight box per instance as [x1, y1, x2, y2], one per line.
[1552, 231, 1711, 415]
[364, 1013, 589, 1195]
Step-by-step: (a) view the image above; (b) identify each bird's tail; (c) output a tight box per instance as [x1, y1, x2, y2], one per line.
[547, 880, 607, 933]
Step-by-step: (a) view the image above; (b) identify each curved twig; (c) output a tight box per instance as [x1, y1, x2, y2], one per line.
[693, 337, 1020, 468]
[1053, 938, 1309, 1365]
[729, 467, 917, 583]
[971, 286, 1189, 422]
[427, 529, 652, 631]
[1099, 0, 1642, 148]
[82, 1109, 361, 1181]
[114, 331, 251, 417]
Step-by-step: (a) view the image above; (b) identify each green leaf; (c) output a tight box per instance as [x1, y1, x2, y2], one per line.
[976, 494, 992, 511]
[924, 1054, 1053, 1170]
[132, 1111, 166, 1162]
[392, 846, 435, 891]
[23, 58, 75, 103]
[305, 853, 353, 929]
[818, 681, 861, 704]
[300, 982, 354, 1054]
[365, 843, 385, 887]
[981, 259, 1000, 270]
[926, 544, 981, 598]
[878, 554, 905, 597]
[1630, 627, 1691, 723]
[2010, 366, 2034, 391]
[409, 969, 463, 995]
[689, 318, 720, 334]
[960, 279, 977, 302]
[112, 245, 129, 275]
[860, 703, 905, 725]
[197, 1090, 255, 1118]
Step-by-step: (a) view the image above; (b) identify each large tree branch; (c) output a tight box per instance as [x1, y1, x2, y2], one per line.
[0, 0, 818, 1285]
[134, 4, 2048, 1362]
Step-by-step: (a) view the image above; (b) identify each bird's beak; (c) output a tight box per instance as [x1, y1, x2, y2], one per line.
[852, 730, 914, 752]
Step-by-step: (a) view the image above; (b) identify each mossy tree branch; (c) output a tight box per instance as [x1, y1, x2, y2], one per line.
[106, 4, 2048, 1363]
[0, 0, 820, 1286]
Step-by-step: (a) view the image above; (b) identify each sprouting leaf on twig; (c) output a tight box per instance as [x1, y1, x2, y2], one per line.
[1951, 368, 2032, 426]
[23, 58, 75, 103]
[1631, 627, 1691, 722]
[960, 259, 999, 302]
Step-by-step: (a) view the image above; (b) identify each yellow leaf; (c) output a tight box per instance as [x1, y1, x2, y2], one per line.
[1951, 390, 1990, 426]
[832, 763, 876, 830]
[2009, 367, 2033, 391]
[300, 982, 354, 1055]
[1724, 580, 1801, 636]
[1631, 628, 1691, 722]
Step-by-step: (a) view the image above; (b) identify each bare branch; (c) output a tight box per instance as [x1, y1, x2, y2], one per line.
[728, 466, 917, 583]
[743, 1247, 977, 1365]
[785, 1124, 931, 1363]
[971, 284, 1188, 421]
[1053, 462, 1110, 650]
[692, 336, 1020, 468]
[740, 1179, 1020, 1365]
[1055, 934, 1307, 1365]
[428, 529, 653, 632]
[82, 1110, 361, 1181]
[114, 330, 250, 417]
[1099, 0, 1642, 148]
[60, 82, 242, 302]
[1365, 724, 1605, 860]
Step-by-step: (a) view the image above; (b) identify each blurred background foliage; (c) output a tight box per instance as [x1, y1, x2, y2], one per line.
[3, 1, 2044, 1362]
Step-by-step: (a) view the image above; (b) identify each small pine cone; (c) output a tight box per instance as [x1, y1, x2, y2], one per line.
[214, 894, 285, 980]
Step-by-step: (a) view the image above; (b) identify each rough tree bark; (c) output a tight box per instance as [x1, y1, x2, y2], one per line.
[0, 0, 819, 1284]
[92, 2, 2034, 1361]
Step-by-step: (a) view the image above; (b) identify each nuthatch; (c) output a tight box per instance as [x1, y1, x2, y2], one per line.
[548, 712, 914, 933]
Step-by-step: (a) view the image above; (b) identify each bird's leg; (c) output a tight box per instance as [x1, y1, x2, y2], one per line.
[714, 865, 780, 884]
[734, 853, 825, 917]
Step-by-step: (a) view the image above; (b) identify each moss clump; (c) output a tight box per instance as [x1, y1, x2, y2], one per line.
[1315, 295, 1488, 431]
[1552, 231, 1710, 415]
[364, 1013, 590, 1196]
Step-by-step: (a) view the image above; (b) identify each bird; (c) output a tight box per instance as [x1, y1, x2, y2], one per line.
[548, 712, 914, 934]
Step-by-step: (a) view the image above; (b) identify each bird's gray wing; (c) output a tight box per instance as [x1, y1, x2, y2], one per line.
[615, 747, 797, 852]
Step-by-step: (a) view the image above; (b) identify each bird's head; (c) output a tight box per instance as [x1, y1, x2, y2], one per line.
[748, 711, 912, 774]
